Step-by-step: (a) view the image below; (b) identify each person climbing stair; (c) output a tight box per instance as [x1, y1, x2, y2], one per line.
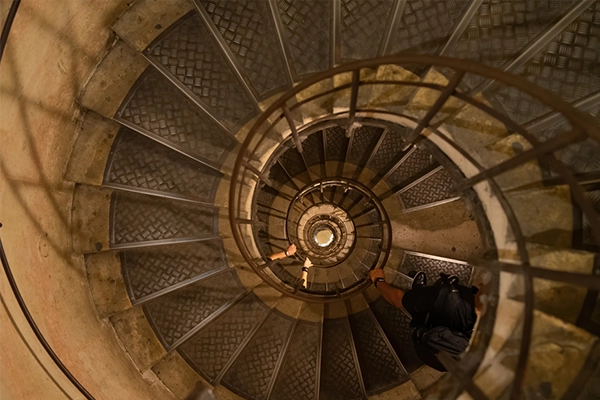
[369, 268, 480, 371]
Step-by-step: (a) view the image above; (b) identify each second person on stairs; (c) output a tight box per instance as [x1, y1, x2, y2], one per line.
[268, 244, 313, 288]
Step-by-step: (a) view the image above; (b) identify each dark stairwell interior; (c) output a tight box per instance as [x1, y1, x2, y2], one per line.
[2, 1, 600, 400]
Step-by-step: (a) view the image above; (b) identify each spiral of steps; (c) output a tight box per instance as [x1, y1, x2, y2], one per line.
[57, 0, 600, 399]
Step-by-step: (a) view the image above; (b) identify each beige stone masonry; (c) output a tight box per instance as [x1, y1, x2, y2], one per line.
[506, 244, 594, 324]
[71, 184, 112, 253]
[367, 64, 421, 114]
[85, 251, 132, 319]
[78, 39, 148, 119]
[65, 110, 120, 186]
[403, 68, 464, 124]
[109, 306, 168, 372]
[151, 352, 212, 400]
[112, 0, 194, 53]
[370, 380, 422, 400]
[474, 310, 597, 400]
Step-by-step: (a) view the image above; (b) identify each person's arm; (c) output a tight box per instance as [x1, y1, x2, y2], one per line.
[268, 244, 297, 261]
[300, 257, 313, 288]
[368, 269, 406, 309]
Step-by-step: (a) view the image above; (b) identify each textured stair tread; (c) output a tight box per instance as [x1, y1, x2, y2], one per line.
[110, 191, 217, 246]
[324, 125, 349, 162]
[199, 0, 290, 98]
[389, 0, 471, 57]
[320, 317, 364, 400]
[278, 145, 309, 178]
[221, 311, 294, 399]
[348, 308, 409, 394]
[347, 125, 385, 168]
[473, 309, 597, 400]
[270, 320, 320, 400]
[398, 167, 457, 210]
[544, 108, 600, 176]
[122, 240, 227, 301]
[387, 268, 413, 292]
[339, 0, 394, 61]
[367, 127, 410, 177]
[398, 252, 473, 287]
[112, 0, 193, 52]
[301, 131, 326, 167]
[179, 292, 270, 381]
[144, 270, 244, 347]
[369, 297, 423, 374]
[146, 12, 256, 130]
[276, 0, 331, 80]
[118, 67, 235, 165]
[445, 0, 577, 90]
[386, 145, 435, 189]
[491, 1, 600, 123]
[105, 128, 221, 201]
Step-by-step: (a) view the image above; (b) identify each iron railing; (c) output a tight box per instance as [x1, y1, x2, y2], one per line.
[230, 55, 600, 399]
[0, 224, 96, 400]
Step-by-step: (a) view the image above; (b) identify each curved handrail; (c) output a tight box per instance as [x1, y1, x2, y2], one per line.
[0, 1, 96, 398]
[0, 0, 20, 63]
[230, 55, 600, 399]
[0, 224, 95, 400]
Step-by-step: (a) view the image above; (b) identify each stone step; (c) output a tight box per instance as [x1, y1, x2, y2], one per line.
[469, 308, 598, 400]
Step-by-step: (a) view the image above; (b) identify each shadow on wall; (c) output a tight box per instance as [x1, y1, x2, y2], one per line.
[0, 0, 126, 268]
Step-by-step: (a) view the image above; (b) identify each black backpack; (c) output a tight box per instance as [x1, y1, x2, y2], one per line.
[411, 278, 478, 371]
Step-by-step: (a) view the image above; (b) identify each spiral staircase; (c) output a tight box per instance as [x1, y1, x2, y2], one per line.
[3, 0, 600, 399]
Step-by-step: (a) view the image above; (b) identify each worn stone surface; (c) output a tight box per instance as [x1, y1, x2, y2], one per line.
[298, 302, 324, 323]
[501, 311, 596, 400]
[507, 245, 594, 324]
[78, 39, 148, 118]
[507, 185, 572, 248]
[388, 198, 484, 261]
[296, 78, 334, 125]
[109, 306, 167, 372]
[404, 68, 464, 122]
[410, 364, 445, 393]
[71, 184, 112, 253]
[370, 380, 422, 400]
[112, 0, 194, 52]
[368, 64, 420, 114]
[151, 351, 210, 399]
[65, 111, 119, 185]
[85, 251, 131, 319]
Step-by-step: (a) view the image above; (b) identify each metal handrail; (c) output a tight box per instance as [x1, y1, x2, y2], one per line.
[230, 55, 600, 399]
[0, 224, 95, 400]
[0, 0, 20, 63]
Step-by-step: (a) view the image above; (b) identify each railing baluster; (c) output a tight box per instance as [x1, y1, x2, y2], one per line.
[347, 69, 361, 138]
[454, 129, 586, 193]
[282, 103, 303, 153]
[402, 70, 466, 150]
